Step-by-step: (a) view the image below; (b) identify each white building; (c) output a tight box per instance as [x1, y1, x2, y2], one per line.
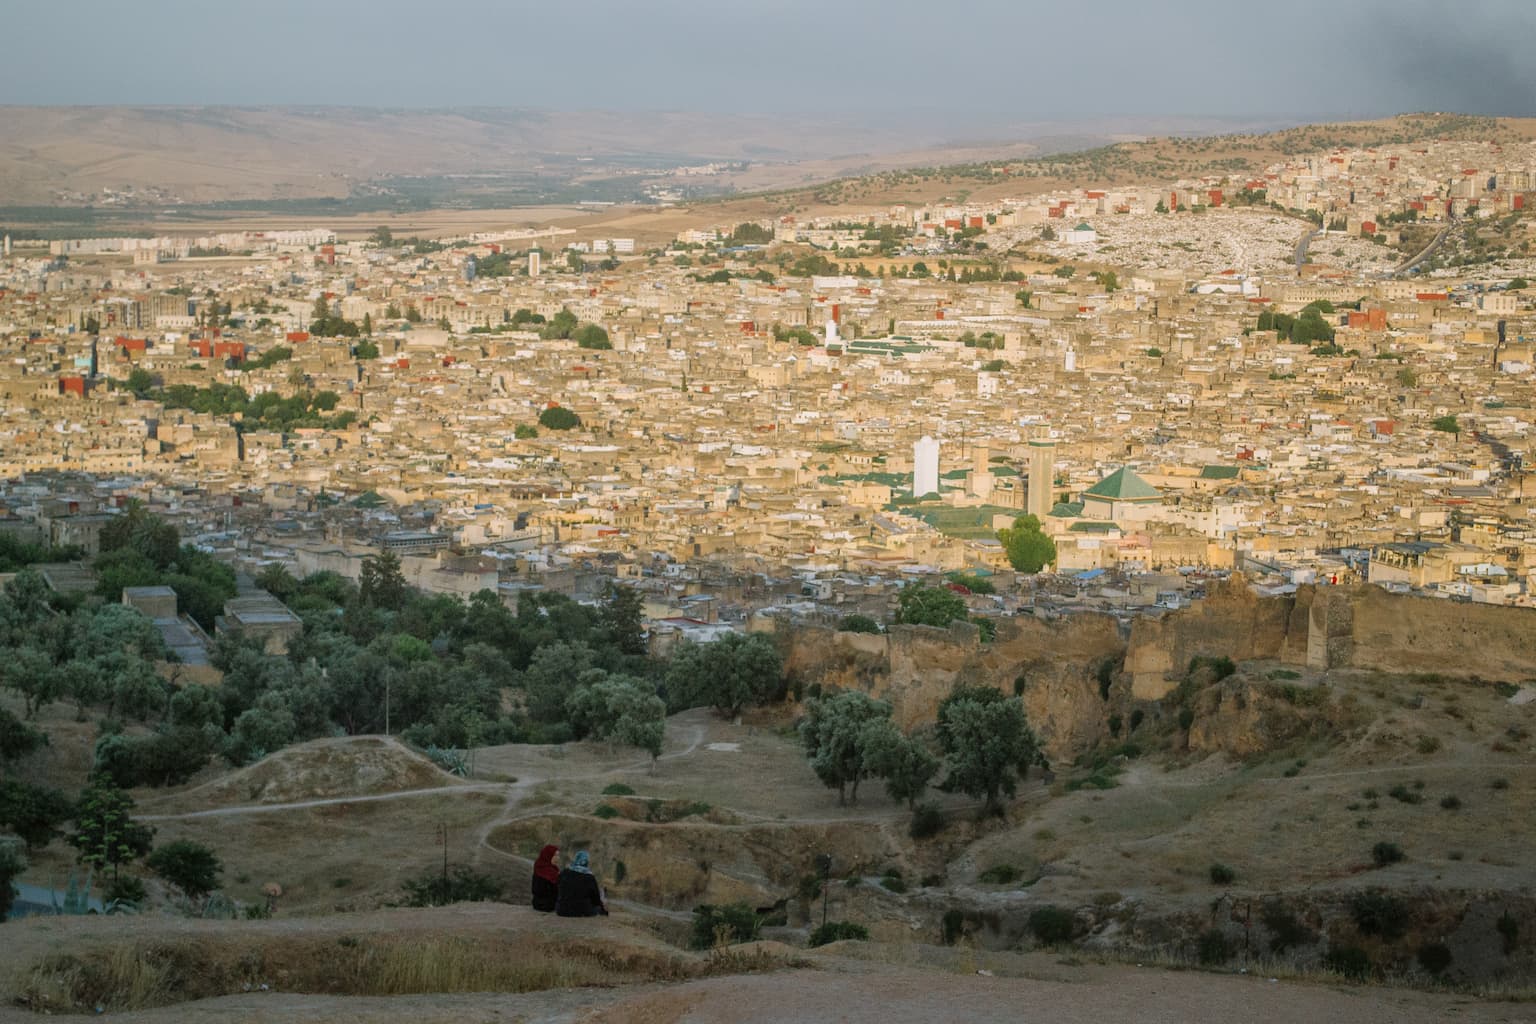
[913, 435, 940, 497]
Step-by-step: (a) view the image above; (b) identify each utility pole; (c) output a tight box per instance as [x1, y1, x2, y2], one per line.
[436, 822, 448, 899]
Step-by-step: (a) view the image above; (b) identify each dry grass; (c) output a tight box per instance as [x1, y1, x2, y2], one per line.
[11, 932, 698, 1014]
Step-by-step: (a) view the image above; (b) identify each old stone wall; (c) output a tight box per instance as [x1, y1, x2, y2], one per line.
[779, 582, 1536, 761]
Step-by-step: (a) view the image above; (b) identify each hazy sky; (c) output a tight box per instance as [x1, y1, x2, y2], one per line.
[4, 0, 1534, 121]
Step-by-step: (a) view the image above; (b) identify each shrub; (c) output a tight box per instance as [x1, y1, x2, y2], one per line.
[1387, 785, 1422, 805]
[1416, 735, 1441, 755]
[1371, 842, 1405, 868]
[1417, 942, 1453, 975]
[1497, 910, 1519, 954]
[978, 864, 1021, 885]
[103, 874, 147, 905]
[1491, 778, 1509, 790]
[1324, 945, 1373, 980]
[1187, 655, 1236, 681]
[809, 921, 869, 947]
[1198, 929, 1233, 965]
[1352, 890, 1409, 940]
[593, 804, 620, 819]
[1262, 902, 1315, 953]
[402, 866, 505, 907]
[879, 874, 907, 894]
[1027, 905, 1075, 945]
[1439, 795, 1462, 810]
[146, 840, 223, 901]
[909, 803, 944, 840]
[602, 783, 635, 796]
[690, 903, 761, 949]
[1209, 863, 1236, 885]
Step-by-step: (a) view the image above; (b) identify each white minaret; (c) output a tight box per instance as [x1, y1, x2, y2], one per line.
[825, 318, 839, 345]
[913, 435, 939, 497]
[528, 250, 541, 277]
[2, 235, 10, 257]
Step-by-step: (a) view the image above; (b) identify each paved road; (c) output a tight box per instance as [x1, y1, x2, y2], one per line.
[1393, 220, 1454, 277]
[1293, 225, 1322, 271]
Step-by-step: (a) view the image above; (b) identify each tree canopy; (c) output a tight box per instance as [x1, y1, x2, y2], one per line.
[666, 632, 782, 718]
[538, 406, 582, 431]
[894, 584, 968, 628]
[998, 514, 1057, 574]
[936, 688, 1039, 813]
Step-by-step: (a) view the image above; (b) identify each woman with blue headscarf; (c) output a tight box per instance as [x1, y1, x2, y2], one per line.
[555, 850, 609, 917]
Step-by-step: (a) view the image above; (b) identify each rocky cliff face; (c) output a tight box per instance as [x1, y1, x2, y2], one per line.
[783, 613, 1124, 764]
[779, 581, 1536, 763]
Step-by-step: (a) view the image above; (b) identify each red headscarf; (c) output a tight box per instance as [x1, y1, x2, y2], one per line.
[534, 844, 560, 883]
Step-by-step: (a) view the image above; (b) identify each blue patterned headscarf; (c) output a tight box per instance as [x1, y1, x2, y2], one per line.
[571, 850, 592, 875]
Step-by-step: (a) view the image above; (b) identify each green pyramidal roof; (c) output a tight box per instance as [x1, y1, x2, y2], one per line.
[1084, 466, 1161, 501]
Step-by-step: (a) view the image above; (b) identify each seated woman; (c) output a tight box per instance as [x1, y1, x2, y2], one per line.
[531, 844, 560, 913]
[555, 850, 608, 917]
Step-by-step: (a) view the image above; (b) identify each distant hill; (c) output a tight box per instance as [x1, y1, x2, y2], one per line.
[0, 106, 1295, 210]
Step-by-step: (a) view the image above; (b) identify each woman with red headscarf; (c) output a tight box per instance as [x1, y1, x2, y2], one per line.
[531, 844, 560, 912]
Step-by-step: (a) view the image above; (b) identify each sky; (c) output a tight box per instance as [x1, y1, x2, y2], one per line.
[4, 0, 1535, 122]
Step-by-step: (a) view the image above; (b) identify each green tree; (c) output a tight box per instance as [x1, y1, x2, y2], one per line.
[125, 367, 156, 397]
[541, 308, 579, 340]
[0, 779, 74, 849]
[99, 501, 181, 569]
[538, 406, 581, 431]
[225, 691, 296, 765]
[936, 692, 1039, 814]
[1431, 415, 1460, 434]
[514, 423, 539, 439]
[837, 614, 881, 634]
[1396, 367, 1417, 387]
[599, 583, 647, 657]
[371, 226, 394, 247]
[998, 514, 1057, 573]
[521, 641, 602, 725]
[862, 722, 938, 808]
[574, 324, 612, 350]
[147, 839, 223, 902]
[566, 676, 665, 761]
[355, 339, 380, 359]
[255, 563, 298, 600]
[799, 690, 892, 804]
[894, 584, 968, 628]
[0, 843, 23, 922]
[0, 706, 45, 763]
[665, 632, 782, 718]
[68, 778, 154, 880]
[359, 551, 408, 611]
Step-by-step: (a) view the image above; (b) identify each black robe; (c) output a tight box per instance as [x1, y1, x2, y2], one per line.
[554, 867, 605, 917]
[531, 872, 558, 912]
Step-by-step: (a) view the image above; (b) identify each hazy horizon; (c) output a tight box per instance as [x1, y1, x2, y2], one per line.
[5, 0, 1535, 121]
